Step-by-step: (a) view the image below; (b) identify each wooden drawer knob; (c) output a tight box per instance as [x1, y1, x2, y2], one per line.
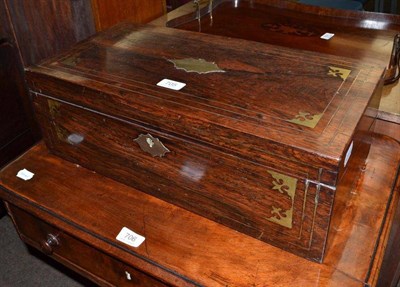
[40, 234, 60, 255]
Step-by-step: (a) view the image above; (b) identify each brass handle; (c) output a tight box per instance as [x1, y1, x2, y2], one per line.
[40, 234, 60, 255]
[134, 134, 170, 157]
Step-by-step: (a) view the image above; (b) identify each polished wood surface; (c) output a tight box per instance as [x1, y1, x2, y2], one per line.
[7, 204, 168, 287]
[374, 118, 400, 141]
[26, 22, 383, 164]
[167, 0, 400, 64]
[91, 0, 166, 31]
[25, 22, 384, 261]
[1, 0, 95, 67]
[161, 0, 400, 120]
[0, 132, 398, 286]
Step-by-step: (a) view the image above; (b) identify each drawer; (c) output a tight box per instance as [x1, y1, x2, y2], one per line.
[7, 204, 168, 287]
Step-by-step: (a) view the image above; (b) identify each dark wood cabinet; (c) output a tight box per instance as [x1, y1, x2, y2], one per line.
[0, 0, 97, 171]
[1, 0, 95, 67]
[7, 204, 169, 287]
[0, 39, 37, 168]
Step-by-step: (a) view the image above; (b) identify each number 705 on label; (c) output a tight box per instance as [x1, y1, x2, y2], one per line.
[116, 227, 145, 248]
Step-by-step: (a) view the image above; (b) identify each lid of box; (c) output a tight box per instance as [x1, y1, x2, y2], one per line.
[26, 23, 384, 170]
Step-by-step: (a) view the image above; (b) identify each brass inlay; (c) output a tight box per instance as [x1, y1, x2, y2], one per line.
[266, 170, 297, 229]
[287, 112, 323, 128]
[261, 23, 317, 37]
[134, 134, 170, 157]
[168, 58, 225, 74]
[48, 100, 61, 117]
[47, 99, 68, 141]
[327, 66, 351, 81]
[61, 55, 80, 67]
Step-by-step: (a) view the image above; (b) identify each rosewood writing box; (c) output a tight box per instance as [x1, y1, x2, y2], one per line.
[26, 23, 384, 262]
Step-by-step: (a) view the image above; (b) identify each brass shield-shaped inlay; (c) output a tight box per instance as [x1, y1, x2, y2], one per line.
[168, 58, 225, 74]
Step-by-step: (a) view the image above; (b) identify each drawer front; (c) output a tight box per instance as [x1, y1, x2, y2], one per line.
[33, 95, 334, 261]
[8, 204, 168, 287]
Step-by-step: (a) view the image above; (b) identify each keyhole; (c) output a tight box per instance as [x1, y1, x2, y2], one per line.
[146, 137, 154, 148]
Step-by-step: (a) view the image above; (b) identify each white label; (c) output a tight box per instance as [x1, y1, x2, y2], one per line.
[16, 169, 34, 181]
[116, 227, 145, 248]
[321, 33, 335, 40]
[157, 79, 186, 91]
[344, 141, 354, 167]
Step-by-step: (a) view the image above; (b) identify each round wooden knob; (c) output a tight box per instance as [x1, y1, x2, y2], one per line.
[40, 234, 60, 255]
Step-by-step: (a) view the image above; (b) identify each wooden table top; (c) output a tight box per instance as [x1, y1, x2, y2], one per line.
[0, 130, 399, 286]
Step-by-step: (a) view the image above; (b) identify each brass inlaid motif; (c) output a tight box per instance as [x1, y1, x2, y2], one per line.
[261, 23, 317, 37]
[47, 99, 68, 141]
[61, 55, 80, 67]
[266, 170, 297, 229]
[168, 58, 225, 74]
[134, 134, 170, 157]
[327, 66, 351, 81]
[287, 112, 323, 128]
[48, 99, 61, 118]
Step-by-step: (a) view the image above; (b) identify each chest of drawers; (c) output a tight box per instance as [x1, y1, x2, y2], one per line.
[0, 135, 398, 286]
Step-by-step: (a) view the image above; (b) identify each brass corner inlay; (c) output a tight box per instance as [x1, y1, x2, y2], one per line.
[48, 99, 61, 118]
[327, 66, 351, 81]
[47, 99, 68, 141]
[168, 58, 225, 74]
[61, 55, 80, 67]
[287, 112, 323, 128]
[266, 170, 297, 229]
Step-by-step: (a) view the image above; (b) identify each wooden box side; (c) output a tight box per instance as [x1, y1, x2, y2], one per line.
[31, 92, 337, 262]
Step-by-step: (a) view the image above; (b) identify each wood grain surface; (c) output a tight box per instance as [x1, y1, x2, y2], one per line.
[0, 132, 398, 286]
[25, 22, 385, 169]
[2, 0, 95, 67]
[25, 22, 385, 261]
[91, 0, 165, 31]
[166, 0, 400, 66]
[162, 0, 400, 121]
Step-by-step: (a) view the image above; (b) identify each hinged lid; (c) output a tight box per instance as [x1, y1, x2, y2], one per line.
[26, 23, 384, 171]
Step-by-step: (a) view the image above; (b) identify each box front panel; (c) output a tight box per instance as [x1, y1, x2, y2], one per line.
[33, 94, 334, 261]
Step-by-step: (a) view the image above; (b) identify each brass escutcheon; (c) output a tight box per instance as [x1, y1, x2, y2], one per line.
[134, 134, 170, 157]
